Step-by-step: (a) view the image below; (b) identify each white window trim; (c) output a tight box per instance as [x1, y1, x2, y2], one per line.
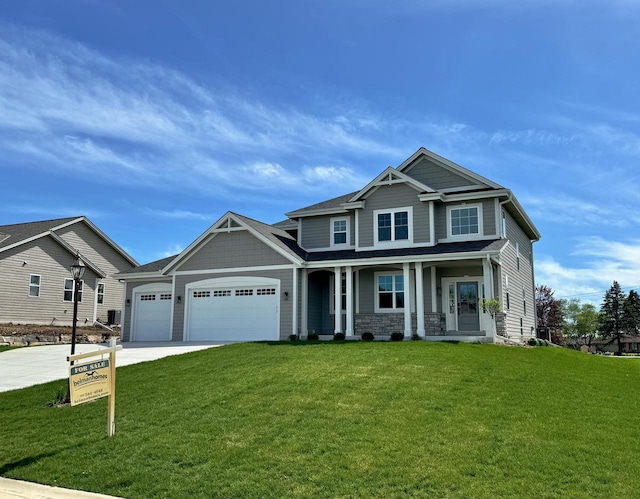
[330, 216, 350, 248]
[373, 206, 413, 247]
[64, 278, 84, 303]
[29, 274, 41, 298]
[445, 202, 483, 241]
[374, 271, 405, 313]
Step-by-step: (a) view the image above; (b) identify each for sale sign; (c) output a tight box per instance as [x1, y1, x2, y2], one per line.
[69, 359, 111, 406]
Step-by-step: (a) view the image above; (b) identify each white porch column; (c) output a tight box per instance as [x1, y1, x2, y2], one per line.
[431, 266, 437, 313]
[415, 262, 425, 337]
[482, 256, 496, 338]
[292, 266, 298, 337]
[300, 268, 308, 338]
[345, 266, 354, 336]
[334, 266, 342, 334]
[403, 262, 412, 337]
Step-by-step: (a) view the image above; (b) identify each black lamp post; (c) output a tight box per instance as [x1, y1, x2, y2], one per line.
[69, 253, 86, 358]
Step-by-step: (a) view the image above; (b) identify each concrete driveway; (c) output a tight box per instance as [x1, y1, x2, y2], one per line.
[0, 341, 228, 393]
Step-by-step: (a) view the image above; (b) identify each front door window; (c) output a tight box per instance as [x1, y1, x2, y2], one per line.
[457, 282, 479, 331]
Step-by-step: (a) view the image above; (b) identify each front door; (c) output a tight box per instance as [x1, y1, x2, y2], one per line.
[457, 282, 479, 331]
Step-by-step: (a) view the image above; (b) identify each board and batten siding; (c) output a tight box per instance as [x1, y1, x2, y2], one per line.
[501, 209, 536, 338]
[56, 222, 135, 320]
[358, 183, 429, 247]
[435, 198, 497, 242]
[0, 238, 100, 325]
[173, 268, 293, 341]
[403, 157, 477, 191]
[121, 278, 173, 341]
[176, 230, 290, 272]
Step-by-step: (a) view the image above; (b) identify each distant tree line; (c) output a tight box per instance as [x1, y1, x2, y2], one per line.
[535, 281, 640, 354]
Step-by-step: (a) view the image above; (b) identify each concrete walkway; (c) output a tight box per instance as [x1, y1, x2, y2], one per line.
[0, 477, 123, 498]
[0, 341, 228, 393]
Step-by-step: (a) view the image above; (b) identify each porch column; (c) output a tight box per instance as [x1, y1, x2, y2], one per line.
[482, 256, 496, 338]
[334, 266, 342, 334]
[403, 262, 412, 337]
[345, 266, 354, 336]
[300, 268, 308, 338]
[415, 262, 425, 337]
[292, 266, 298, 337]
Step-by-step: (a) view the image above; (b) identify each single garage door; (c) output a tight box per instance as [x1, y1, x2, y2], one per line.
[132, 290, 172, 341]
[187, 284, 279, 341]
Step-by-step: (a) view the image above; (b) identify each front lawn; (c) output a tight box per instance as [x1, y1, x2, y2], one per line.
[0, 342, 638, 497]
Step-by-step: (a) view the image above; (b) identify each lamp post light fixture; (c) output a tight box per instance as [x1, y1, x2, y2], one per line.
[69, 252, 86, 358]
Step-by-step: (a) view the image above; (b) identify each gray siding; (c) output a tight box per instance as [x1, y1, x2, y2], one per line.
[307, 270, 332, 334]
[0, 238, 101, 325]
[435, 199, 497, 242]
[177, 230, 289, 271]
[56, 223, 135, 321]
[359, 183, 428, 247]
[121, 278, 172, 341]
[501, 210, 536, 338]
[301, 213, 354, 250]
[403, 157, 476, 190]
[173, 268, 294, 340]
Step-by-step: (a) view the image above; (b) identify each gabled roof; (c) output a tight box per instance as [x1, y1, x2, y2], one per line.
[285, 192, 358, 218]
[0, 216, 138, 267]
[348, 166, 436, 202]
[161, 211, 305, 274]
[397, 147, 504, 190]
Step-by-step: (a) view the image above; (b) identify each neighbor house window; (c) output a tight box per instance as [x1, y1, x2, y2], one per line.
[331, 217, 349, 247]
[448, 203, 482, 238]
[29, 274, 41, 297]
[64, 278, 83, 302]
[97, 283, 105, 304]
[376, 272, 404, 312]
[375, 208, 411, 244]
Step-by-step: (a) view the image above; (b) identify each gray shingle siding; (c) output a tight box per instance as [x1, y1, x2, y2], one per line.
[403, 157, 476, 190]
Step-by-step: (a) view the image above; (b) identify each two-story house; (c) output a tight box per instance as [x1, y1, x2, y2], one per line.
[118, 148, 539, 343]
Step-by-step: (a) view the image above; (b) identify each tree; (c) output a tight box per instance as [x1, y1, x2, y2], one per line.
[598, 281, 626, 355]
[562, 299, 599, 349]
[622, 289, 640, 336]
[535, 284, 564, 332]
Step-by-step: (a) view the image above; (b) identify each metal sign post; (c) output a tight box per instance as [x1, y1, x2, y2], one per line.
[68, 339, 122, 437]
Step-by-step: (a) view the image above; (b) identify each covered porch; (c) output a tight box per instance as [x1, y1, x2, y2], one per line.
[298, 256, 502, 341]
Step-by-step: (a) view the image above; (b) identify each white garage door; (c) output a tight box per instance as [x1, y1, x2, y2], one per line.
[133, 291, 172, 341]
[187, 284, 279, 341]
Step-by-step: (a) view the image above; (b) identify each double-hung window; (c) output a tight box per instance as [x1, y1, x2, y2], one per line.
[376, 273, 404, 312]
[64, 278, 83, 303]
[447, 203, 483, 240]
[375, 208, 411, 244]
[97, 283, 105, 304]
[331, 217, 349, 247]
[29, 275, 41, 297]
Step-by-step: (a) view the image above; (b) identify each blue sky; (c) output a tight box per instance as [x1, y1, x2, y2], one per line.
[1, 0, 640, 303]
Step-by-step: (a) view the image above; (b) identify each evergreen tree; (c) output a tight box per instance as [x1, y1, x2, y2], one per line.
[598, 281, 626, 355]
[623, 290, 640, 336]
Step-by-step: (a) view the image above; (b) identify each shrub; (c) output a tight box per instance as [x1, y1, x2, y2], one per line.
[307, 331, 319, 341]
[333, 332, 346, 341]
[411, 333, 422, 341]
[527, 337, 537, 346]
[389, 331, 404, 342]
[361, 331, 374, 341]
[288, 334, 298, 341]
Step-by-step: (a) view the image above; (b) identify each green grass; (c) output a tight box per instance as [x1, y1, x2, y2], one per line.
[0, 345, 21, 353]
[1, 342, 639, 498]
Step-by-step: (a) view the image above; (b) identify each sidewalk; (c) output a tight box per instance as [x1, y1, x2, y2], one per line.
[0, 477, 122, 498]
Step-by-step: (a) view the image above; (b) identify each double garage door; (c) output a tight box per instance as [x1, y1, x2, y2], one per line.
[187, 283, 279, 341]
[132, 278, 280, 342]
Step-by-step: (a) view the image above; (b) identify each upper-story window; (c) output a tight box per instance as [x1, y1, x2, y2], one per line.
[331, 217, 349, 247]
[374, 207, 412, 245]
[447, 203, 483, 239]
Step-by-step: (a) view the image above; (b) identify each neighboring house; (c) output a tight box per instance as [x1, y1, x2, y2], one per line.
[0, 217, 138, 326]
[118, 147, 540, 343]
[589, 335, 640, 354]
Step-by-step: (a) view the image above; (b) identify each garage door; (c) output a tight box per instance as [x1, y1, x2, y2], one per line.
[132, 290, 172, 341]
[187, 284, 279, 341]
